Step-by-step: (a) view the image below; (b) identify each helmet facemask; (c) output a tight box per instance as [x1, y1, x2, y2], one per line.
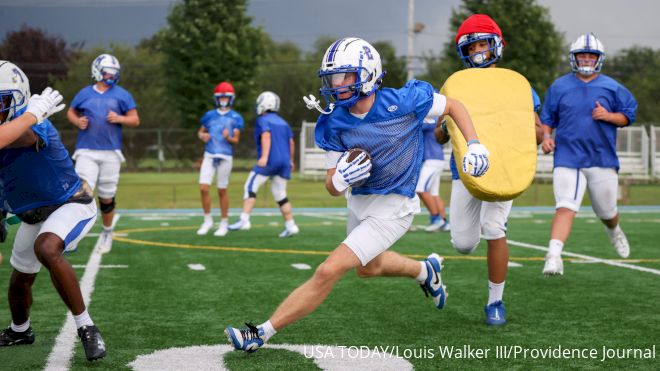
[570, 52, 604, 76]
[457, 33, 503, 68]
[214, 93, 235, 108]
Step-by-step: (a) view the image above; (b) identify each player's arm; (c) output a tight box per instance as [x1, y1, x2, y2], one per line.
[290, 138, 296, 172]
[442, 97, 490, 177]
[534, 113, 544, 145]
[67, 107, 89, 130]
[434, 118, 450, 145]
[541, 124, 555, 154]
[592, 101, 629, 127]
[442, 98, 479, 143]
[107, 108, 140, 127]
[197, 126, 210, 143]
[257, 131, 271, 167]
[224, 128, 240, 145]
[325, 168, 344, 196]
[0, 113, 38, 149]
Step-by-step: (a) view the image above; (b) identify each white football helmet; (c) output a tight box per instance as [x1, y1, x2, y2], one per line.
[256, 91, 280, 115]
[0, 61, 30, 124]
[91, 54, 121, 86]
[318, 37, 385, 108]
[569, 33, 605, 75]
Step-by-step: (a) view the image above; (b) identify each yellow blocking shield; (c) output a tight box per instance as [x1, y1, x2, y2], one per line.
[441, 68, 537, 201]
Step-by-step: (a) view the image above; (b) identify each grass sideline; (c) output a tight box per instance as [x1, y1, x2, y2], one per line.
[116, 171, 660, 209]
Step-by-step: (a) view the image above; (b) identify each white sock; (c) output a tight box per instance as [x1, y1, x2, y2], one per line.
[258, 320, 276, 342]
[240, 213, 250, 222]
[73, 310, 94, 328]
[10, 319, 30, 332]
[488, 281, 505, 305]
[548, 239, 564, 256]
[220, 218, 228, 226]
[605, 224, 621, 238]
[204, 214, 213, 224]
[102, 226, 112, 234]
[285, 219, 296, 229]
[415, 261, 428, 283]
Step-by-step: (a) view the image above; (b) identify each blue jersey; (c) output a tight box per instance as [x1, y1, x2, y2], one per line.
[253, 112, 294, 179]
[450, 87, 542, 180]
[0, 119, 80, 214]
[541, 73, 637, 170]
[315, 79, 435, 198]
[200, 109, 244, 156]
[71, 85, 137, 150]
[422, 120, 444, 161]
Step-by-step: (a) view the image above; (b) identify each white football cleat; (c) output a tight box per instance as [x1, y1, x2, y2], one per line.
[278, 224, 299, 238]
[196, 221, 213, 235]
[228, 219, 251, 231]
[606, 227, 630, 258]
[214, 223, 228, 237]
[543, 254, 563, 276]
[97, 231, 113, 254]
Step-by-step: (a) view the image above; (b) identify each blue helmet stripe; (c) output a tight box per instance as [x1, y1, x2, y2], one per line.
[585, 33, 590, 50]
[327, 38, 344, 63]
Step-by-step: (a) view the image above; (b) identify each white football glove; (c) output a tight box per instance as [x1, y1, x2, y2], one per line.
[26, 87, 66, 123]
[462, 142, 490, 177]
[332, 151, 372, 192]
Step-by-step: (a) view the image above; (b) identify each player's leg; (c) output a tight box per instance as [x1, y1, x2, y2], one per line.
[197, 156, 214, 235]
[544, 167, 587, 275]
[1, 222, 41, 347]
[214, 157, 233, 236]
[430, 161, 449, 231]
[96, 156, 122, 253]
[482, 200, 513, 326]
[35, 202, 105, 360]
[416, 160, 443, 231]
[73, 153, 100, 191]
[225, 243, 361, 353]
[449, 179, 482, 254]
[228, 171, 268, 231]
[584, 167, 629, 258]
[271, 176, 298, 237]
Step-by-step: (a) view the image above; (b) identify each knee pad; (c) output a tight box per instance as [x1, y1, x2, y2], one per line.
[277, 197, 289, 207]
[99, 197, 116, 214]
[248, 191, 257, 199]
[451, 237, 479, 255]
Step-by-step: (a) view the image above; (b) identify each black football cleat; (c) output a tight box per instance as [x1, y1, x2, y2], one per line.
[0, 326, 35, 346]
[77, 325, 106, 361]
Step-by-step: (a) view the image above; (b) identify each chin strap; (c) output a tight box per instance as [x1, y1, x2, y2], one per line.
[303, 94, 334, 115]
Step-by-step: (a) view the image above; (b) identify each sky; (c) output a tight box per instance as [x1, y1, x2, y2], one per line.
[0, 0, 657, 71]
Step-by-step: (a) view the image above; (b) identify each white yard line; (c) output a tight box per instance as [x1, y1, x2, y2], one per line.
[507, 239, 660, 276]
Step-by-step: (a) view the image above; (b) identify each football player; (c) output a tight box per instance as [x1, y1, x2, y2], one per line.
[435, 14, 543, 326]
[0, 61, 106, 361]
[416, 116, 450, 232]
[196, 82, 244, 237]
[541, 34, 637, 275]
[227, 91, 299, 238]
[66, 54, 140, 253]
[224, 37, 489, 353]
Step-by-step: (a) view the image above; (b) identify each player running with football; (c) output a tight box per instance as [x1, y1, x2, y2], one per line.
[228, 91, 299, 238]
[67, 54, 140, 253]
[196, 82, 244, 237]
[435, 14, 543, 325]
[541, 34, 637, 276]
[225, 37, 489, 353]
[0, 61, 107, 361]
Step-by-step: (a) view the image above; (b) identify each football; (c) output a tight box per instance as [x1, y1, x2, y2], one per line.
[345, 148, 371, 164]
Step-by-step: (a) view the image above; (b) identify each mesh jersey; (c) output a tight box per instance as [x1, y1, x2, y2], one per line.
[253, 112, 294, 178]
[315, 80, 435, 198]
[0, 118, 80, 213]
[71, 84, 137, 150]
[200, 109, 244, 156]
[541, 73, 637, 170]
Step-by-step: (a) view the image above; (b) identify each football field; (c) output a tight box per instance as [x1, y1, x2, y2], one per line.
[0, 207, 659, 370]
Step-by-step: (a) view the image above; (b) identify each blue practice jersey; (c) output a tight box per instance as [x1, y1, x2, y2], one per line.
[253, 112, 294, 179]
[422, 119, 444, 161]
[70, 85, 137, 150]
[450, 87, 542, 180]
[200, 109, 244, 156]
[0, 119, 80, 214]
[541, 73, 637, 170]
[315, 79, 435, 198]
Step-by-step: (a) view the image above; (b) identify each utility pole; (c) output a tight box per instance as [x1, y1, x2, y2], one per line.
[407, 0, 415, 81]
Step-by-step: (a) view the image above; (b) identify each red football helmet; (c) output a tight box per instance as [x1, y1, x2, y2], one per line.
[455, 14, 505, 68]
[213, 81, 235, 108]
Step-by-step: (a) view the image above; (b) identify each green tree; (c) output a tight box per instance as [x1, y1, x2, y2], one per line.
[606, 47, 660, 124]
[418, 0, 564, 97]
[372, 41, 407, 89]
[159, 0, 265, 127]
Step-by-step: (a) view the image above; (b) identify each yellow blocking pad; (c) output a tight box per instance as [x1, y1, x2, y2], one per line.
[441, 68, 537, 201]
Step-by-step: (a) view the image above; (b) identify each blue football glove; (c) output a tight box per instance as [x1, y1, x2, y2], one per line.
[462, 142, 490, 177]
[332, 151, 372, 192]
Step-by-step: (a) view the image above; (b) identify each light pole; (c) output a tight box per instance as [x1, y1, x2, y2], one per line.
[407, 0, 425, 80]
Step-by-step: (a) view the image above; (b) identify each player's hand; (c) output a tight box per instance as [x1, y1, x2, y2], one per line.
[198, 132, 210, 143]
[542, 137, 555, 154]
[290, 161, 295, 172]
[222, 128, 229, 138]
[592, 101, 611, 122]
[26, 87, 66, 123]
[332, 151, 372, 192]
[462, 141, 490, 177]
[257, 157, 268, 167]
[77, 116, 89, 130]
[107, 110, 122, 124]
